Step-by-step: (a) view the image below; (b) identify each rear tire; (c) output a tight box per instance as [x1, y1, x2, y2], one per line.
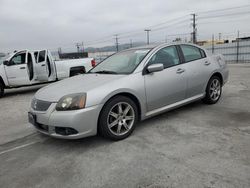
[202, 76, 222, 104]
[0, 82, 4, 98]
[98, 96, 138, 141]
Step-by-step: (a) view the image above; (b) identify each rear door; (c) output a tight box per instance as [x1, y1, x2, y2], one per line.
[34, 50, 49, 81]
[47, 50, 57, 81]
[144, 45, 187, 112]
[4, 51, 30, 86]
[179, 44, 213, 98]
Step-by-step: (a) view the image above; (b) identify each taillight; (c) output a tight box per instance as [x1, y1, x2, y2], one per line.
[91, 59, 96, 67]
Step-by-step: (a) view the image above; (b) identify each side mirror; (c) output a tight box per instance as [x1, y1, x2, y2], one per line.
[3, 60, 9, 66]
[147, 63, 164, 73]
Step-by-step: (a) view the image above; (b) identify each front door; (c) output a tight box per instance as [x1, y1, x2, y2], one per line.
[144, 46, 187, 112]
[4, 51, 30, 86]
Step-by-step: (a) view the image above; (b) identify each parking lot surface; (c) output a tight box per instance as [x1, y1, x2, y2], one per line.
[0, 64, 250, 188]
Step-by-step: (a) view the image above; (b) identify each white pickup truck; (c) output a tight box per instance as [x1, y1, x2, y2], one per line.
[0, 49, 95, 97]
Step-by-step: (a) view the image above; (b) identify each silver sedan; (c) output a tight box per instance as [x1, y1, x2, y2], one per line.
[28, 43, 229, 140]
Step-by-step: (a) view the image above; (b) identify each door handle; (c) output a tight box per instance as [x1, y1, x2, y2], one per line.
[41, 64, 45, 67]
[20, 67, 26, 69]
[204, 61, 211, 66]
[176, 68, 185, 74]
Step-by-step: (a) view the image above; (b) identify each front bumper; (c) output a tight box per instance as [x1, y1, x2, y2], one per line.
[28, 103, 103, 139]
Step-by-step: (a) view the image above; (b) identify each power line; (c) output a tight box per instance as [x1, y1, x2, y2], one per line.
[198, 11, 250, 19]
[197, 4, 250, 15]
[47, 4, 250, 51]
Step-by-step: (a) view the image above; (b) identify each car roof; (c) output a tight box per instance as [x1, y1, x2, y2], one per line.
[129, 44, 159, 50]
[124, 42, 205, 52]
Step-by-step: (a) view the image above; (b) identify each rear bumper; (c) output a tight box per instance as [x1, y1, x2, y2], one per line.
[28, 103, 103, 139]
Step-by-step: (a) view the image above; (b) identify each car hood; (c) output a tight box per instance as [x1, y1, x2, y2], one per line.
[35, 74, 125, 102]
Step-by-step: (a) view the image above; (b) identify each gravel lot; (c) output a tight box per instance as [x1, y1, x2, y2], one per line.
[0, 64, 250, 188]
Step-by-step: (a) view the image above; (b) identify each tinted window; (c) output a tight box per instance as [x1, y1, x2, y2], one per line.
[34, 52, 38, 62]
[10, 53, 26, 65]
[148, 46, 180, 68]
[180, 45, 202, 62]
[200, 49, 206, 58]
[90, 49, 150, 74]
[38, 50, 46, 63]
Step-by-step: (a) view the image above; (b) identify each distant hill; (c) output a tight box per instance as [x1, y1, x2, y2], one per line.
[0, 52, 6, 57]
[85, 42, 146, 53]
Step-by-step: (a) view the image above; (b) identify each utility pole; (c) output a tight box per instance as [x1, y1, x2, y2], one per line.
[76, 42, 84, 53]
[144, 29, 151, 45]
[58, 47, 62, 55]
[219, 33, 222, 40]
[191, 14, 197, 44]
[76, 43, 80, 53]
[114, 34, 119, 52]
[236, 30, 240, 63]
[81, 42, 84, 52]
[212, 34, 215, 54]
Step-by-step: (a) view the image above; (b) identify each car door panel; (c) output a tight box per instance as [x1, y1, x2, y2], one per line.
[145, 65, 187, 111]
[144, 46, 187, 112]
[35, 50, 49, 81]
[179, 45, 213, 98]
[4, 51, 30, 86]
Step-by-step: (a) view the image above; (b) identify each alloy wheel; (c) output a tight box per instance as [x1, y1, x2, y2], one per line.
[107, 102, 135, 136]
[209, 79, 221, 101]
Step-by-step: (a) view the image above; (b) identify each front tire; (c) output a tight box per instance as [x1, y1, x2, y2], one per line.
[98, 96, 138, 141]
[202, 76, 222, 104]
[0, 82, 4, 98]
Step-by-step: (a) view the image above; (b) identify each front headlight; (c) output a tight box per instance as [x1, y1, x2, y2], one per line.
[56, 93, 86, 111]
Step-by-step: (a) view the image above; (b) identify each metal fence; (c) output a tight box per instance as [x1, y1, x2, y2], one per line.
[205, 40, 250, 63]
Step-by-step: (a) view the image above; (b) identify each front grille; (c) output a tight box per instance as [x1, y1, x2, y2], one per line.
[31, 98, 52, 111]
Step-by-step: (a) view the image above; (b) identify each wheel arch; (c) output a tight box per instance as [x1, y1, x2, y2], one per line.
[101, 92, 142, 119]
[211, 72, 223, 84]
[69, 66, 86, 77]
[0, 76, 6, 87]
[203, 71, 223, 92]
[97, 91, 142, 133]
[203, 72, 223, 94]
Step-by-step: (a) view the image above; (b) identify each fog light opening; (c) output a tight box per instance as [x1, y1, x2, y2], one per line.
[55, 127, 78, 136]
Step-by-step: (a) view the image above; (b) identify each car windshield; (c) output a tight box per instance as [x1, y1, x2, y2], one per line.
[0, 57, 5, 65]
[0, 54, 10, 65]
[89, 49, 150, 74]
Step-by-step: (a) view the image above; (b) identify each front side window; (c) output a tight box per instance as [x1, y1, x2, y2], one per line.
[180, 45, 203, 62]
[38, 50, 46, 63]
[90, 49, 150, 74]
[148, 46, 180, 68]
[34, 51, 38, 62]
[10, 53, 26, 65]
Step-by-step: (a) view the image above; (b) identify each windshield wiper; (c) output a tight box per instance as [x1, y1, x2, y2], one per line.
[92, 70, 118, 74]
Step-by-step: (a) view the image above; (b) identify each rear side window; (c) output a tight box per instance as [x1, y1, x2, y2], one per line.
[200, 49, 206, 58]
[34, 52, 38, 62]
[180, 45, 203, 62]
[38, 50, 46, 63]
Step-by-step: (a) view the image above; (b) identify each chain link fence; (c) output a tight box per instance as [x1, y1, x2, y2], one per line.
[204, 40, 250, 63]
